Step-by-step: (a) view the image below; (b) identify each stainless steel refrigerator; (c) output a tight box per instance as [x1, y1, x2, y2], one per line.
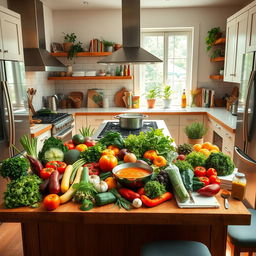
[234, 52, 256, 208]
[0, 61, 30, 203]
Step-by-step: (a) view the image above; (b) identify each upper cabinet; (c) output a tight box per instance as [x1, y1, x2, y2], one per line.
[224, 12, 248, 83]
[247, 5, 256, 52]
[0, 7, 23, 61]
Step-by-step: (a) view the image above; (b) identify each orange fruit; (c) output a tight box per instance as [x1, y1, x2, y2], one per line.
[210, 145, 220, 152]
[193, 144, 202, 152]
[202, 142, 213, 150]
[210, 149, 219, 154]
[199, 148, 211, 157]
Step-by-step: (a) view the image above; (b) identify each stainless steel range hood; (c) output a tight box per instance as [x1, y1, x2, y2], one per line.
[98, 0, 162, 64]
[8, 0, 66, 72]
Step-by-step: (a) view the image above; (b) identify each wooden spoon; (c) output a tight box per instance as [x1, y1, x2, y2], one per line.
[221, 190, 231, 209]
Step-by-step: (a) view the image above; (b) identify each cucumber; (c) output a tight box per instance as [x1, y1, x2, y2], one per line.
[95, 192, 116, 206]
[81, 167, 89, 183]
[165, 164, 189, 203]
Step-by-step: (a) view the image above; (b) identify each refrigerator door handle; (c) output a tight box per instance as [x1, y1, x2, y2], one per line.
[234, 146, 256, 167]
[243, 70, 256, 148]
[1, 81, 13, 148]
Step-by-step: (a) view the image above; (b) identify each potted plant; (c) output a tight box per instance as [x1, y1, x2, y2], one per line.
[103, 40, 115, 52]
[162, 84, 174, 109]
[67, 42, 83, 60]
[184, 122, 207, 145]
[145, 87, 160, 108]
[63, 32, 77, 52]
[205, 27, 222, 52]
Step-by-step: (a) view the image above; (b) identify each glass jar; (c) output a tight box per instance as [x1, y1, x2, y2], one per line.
[231, 172, 246, 200]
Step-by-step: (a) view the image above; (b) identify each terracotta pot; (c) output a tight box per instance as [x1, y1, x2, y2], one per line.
[147, 99, 156, 108]
[114, 44, 122, 51]
[187, 138, 204, 145]
[63, 42, 73, 52]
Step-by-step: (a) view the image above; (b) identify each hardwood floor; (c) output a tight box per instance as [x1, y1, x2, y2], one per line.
[0, 223, 23, 256]
[0, 222, 254, 256]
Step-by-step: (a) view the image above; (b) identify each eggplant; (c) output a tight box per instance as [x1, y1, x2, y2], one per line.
[49, 170, 60, 194]
[25, 155, 43, 176]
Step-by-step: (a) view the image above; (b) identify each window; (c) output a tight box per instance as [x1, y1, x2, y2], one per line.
[140, 30, 193, 106]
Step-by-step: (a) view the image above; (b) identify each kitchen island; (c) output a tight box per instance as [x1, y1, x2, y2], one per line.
[0, 194, 250, 256]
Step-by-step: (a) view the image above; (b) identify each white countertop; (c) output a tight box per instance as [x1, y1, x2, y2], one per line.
[60, 107, 237, 131]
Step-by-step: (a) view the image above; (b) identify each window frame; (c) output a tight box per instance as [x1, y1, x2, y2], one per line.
[139, 28, 194, 106]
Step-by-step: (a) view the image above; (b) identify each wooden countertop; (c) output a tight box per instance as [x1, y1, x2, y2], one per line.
[30, 124, 52, 138]
[0, 192, 250, 225]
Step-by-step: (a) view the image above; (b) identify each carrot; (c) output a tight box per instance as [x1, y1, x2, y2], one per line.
[141, 192, 172, 207]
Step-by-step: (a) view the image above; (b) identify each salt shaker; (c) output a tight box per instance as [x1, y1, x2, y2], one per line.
[103, 97, 109, 108]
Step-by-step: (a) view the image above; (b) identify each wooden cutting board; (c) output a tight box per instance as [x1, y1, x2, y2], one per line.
[87, 89, 103, 108]
[114, 87, 128, 107]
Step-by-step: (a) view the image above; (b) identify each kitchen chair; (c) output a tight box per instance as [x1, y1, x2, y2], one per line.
[141, 240, 211, 256]
[228, 208, 256, 256]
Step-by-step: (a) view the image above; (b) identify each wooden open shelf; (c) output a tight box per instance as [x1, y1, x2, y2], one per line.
[213, 37, 226, 45]
[209, 75, 224, 80]
[48, 76, 133, 81]
[211, 57, 225, 62]
[50, 52, 112, 57]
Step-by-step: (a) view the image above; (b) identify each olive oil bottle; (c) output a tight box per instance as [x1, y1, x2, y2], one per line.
[181, 89, 187, 108]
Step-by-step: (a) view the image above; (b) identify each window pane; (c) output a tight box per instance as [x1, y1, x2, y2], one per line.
[174, 35, 188, 58]
[142, 35, 164, 92]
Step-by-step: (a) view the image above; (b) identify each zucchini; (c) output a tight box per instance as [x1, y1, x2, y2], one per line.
[95, 192, 116, 206]
[61, 165, 73, 193]
[81, 167, 89, 183]
[165, 164, 189, 203]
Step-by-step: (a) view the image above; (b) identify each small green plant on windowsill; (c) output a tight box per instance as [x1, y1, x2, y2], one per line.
[162, 84, 174, 99]
[205, 27, 222, 52]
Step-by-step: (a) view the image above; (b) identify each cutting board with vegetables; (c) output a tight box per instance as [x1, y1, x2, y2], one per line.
[114, 87, 128, 107]
[175, 192, 220, 208]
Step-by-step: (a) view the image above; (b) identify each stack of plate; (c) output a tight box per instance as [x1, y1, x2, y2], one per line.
[219, 169, 237, 190]
[72, 71, 85, 77]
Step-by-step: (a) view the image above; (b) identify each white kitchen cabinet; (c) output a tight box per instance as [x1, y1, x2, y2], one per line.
[0, 7, 23, 61]
[247, 5, 256, 52]
[224, 12, 248, 83]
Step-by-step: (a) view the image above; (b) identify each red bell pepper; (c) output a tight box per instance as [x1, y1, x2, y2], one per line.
[141, 192, 172, 207]
[197, 184, 221, 197]
[40, 167, 55, 180]
[137, 187, 145, 196]
[118, 188, 140, 201]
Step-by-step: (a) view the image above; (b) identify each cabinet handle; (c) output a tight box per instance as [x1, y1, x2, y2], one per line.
[3, 50, 8, 53]
[230, 74, 236, 77]
[0, 49, 2, 53]
[225, 133, 232, 139]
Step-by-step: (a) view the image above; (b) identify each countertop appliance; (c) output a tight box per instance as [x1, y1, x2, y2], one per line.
[32, 113, 74, 141]
[234, 52, 256, 208]
[96, 121, 158, 139]
[0, 61, 30, 161]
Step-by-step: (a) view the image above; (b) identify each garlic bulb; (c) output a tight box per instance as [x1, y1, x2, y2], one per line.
[88, 175, 100, 186]
[132, 198, 142, 208]
[94, 181, 108, 193]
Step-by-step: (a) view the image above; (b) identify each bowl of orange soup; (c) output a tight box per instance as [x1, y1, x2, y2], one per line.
[112, 163, 153, 188]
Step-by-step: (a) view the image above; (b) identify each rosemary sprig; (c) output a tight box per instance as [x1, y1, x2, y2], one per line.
[110, 188, 132, 211]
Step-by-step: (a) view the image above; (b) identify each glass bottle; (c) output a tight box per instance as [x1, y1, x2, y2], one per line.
[181, 89, 187, 108]
[231, 172, 246, 200]
[120, 65, 124, 76]
[127, 64, 131, 76]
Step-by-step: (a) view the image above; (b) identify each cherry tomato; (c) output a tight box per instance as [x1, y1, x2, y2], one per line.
[75, 144, 88, 152]
[209, 175, 220, 184]
[40, 167, 55, 179]
[101, 149, 115, 156]
[206, 168, 217, 178]
[99, 155, 118, 172]
[198, 176, 210, 186]
[194, 166, 207, 177]
[107, 145, 120, 156]
[143, 150, 158, 161]
[43, 194, 60, 211]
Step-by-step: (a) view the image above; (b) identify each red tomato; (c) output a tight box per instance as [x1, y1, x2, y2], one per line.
[64, 142, 75, 150]
[99, 155, 118, 172]
[177, 154, 186, 161]
[83, 163, 101, 176]
[107, 145, 120, 156]
[198, 176, 210, 186]
[209, 175, 220, 184]
[43, 194, 60, 211]
[40, 168, 55, 179]
[194, 166, 207, 177]
[206, 168, 217, 177]
[45, 161, 59, 169]
[57, 162, 67, 174]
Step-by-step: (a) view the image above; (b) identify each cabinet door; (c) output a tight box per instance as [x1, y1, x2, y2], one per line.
[86, 115, 113, 131]
[75, 116, 87, 134]
[0, 12, 23, 61]
[234, 12, 248, 83]
[247, 5, 256, 52]
[224, 19, 237, 82]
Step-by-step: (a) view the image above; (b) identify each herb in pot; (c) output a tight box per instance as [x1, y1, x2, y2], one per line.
[0, 157, 29, 180]
[205, 27, 222, 51]
[184, 122, 207, 139]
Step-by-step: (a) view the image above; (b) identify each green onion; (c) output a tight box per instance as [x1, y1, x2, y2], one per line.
[79, 126, 95, 137]
[110, 188, 132, 211]
[20, 135, 38, 158]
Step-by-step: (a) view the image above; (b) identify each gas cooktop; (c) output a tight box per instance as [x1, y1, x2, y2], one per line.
[32, 113, 70, 124]
[97, 121, 158, 139]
